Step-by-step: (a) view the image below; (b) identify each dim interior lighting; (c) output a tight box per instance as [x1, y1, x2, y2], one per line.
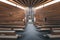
[35, 0, 60, 10]
[0, 0, 26, 10]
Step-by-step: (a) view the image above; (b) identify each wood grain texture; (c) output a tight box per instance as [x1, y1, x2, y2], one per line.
[0, 2, 26, 28]
[35, 2, 60, 26]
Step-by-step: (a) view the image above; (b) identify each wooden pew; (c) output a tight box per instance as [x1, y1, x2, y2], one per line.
[0, 31, 19, 40]
[35, 2, 60, 32]
[0, 28, 11, 31]
[47, 27, 60, 38]
[0, 1, 26, 31]
[34, 10, 44, 28]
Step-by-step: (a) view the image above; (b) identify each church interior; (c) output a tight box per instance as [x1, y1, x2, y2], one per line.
[0, 0, 60, 40]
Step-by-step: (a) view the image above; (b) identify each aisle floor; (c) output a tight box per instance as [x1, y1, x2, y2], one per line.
[17, 24, 60, 40]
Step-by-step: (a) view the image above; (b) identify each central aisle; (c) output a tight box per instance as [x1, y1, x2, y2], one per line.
[20, 23, 45, 40]
[18, 8, 48, 40]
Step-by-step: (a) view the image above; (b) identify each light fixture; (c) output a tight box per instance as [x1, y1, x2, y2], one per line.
[35, 0, 60, 10]
[0, 0, 25, 10]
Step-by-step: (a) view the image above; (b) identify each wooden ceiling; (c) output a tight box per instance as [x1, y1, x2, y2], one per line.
[8, 0, 53, 7]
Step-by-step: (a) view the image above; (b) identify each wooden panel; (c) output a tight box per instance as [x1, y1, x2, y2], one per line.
[35, 2, 60, 26]
[0, 2, 26, 28]
[8, 0, 52, 7]
[0, 1, 22, 11]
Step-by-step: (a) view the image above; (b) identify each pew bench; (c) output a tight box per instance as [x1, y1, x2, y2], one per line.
[0, 31, 19, 40]
[46, 27, 60, 38]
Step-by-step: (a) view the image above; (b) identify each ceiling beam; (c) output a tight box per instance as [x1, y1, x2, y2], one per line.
[8, 0, 53, 7]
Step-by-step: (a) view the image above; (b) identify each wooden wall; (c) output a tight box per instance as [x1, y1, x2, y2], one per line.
[0, 2, 25, 25]
[35, 2, 60, 26]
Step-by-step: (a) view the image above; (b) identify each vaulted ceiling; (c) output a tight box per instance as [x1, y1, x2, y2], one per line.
[8, 0, 53, 7]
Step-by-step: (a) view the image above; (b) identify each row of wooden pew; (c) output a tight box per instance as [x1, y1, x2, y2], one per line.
[34, 2, 60, 38]
[0, 31, 19, 40]
[0, 1, 26, 40]
[0, 1, 26, 31]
